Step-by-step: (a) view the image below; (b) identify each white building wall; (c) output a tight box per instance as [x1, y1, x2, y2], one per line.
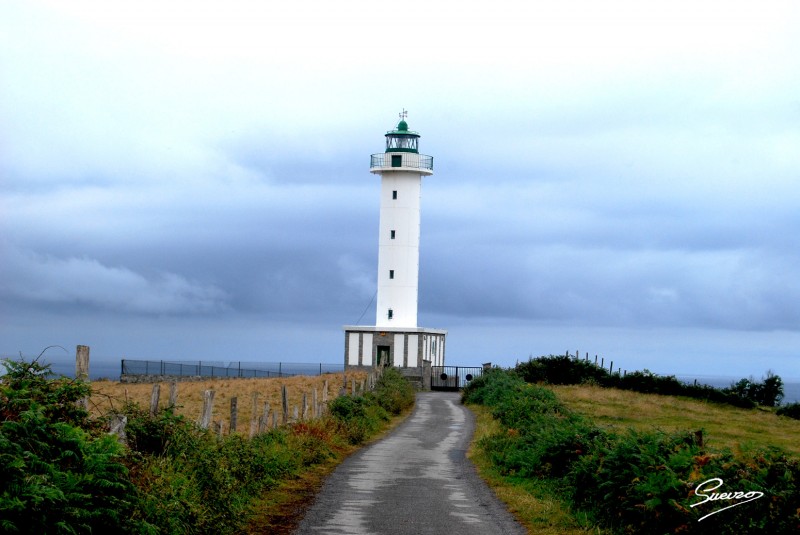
[407, 334, 419, 367]
[375, 166, 422, 328]
[394, 334, 405, 367]
[348, 333, 360, 366]
[362, 333, 373, 365]
[435, 335, 443, 366]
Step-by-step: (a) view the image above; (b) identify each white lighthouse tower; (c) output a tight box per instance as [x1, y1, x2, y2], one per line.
[344, 113, 446, 380]
[374, 115, 429, 328]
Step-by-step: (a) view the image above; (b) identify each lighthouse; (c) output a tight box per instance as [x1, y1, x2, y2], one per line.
[374, 115, 429, 328]
[344, 113, 446, 380]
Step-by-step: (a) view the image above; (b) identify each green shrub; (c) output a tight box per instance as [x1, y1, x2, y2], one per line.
[723, 371, 784, 407]
[122, 401, 202, 457]
[1, 358, 414, 534]
[466, 367, 800, 534]
[0, 358, 144, 534]
[328, 394, 389, 444]
[777, 402, 800, 420]
[515, 354, 609, 385]
[569, 429, 704, 532]
[515, 355, 782, 409]
[462, 368, 528, 407]
[466, 370, 600, 479]
[125, 407, 315, 534]
[373, 367, 415, 415]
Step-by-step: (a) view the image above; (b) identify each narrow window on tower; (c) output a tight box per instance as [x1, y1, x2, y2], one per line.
[388, 308, 393, 320]
[392, 190, 397, 200]
[389, 270, 394, 279]
[390, 230, 396, 239]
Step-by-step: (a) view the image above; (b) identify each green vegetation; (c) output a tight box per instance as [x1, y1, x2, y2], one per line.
[0, 360, 415, 534]
[464, 368, 800, 534]
[467, 403, 607, 534]
[552, 384, 800, 457]
[777, 402, 800, 420]
[0, 358, 140, 534]
[516, 354, 785, 408]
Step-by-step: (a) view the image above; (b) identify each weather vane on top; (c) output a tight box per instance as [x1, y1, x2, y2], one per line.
[399, 109, 408, 120]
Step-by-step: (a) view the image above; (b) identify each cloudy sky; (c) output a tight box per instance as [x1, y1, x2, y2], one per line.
[2, 0, 799, 380]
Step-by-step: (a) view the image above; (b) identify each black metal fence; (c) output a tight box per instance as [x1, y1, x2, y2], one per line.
[121, 359, 344, 379]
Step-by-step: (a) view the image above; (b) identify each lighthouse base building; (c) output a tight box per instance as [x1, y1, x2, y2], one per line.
[343, 325, 446, 368]
[343, 116, 446, 386]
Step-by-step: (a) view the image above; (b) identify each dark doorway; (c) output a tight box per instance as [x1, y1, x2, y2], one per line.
[377, 345, 391, 367]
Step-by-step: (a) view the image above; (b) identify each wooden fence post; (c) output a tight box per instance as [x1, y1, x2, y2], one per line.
[281, 385, 289, 425]
[312, 388, 318, 418]
[200, 390, 215, 429]
[260, 402, 270, 433]
[609, 360, 613, 373]
[293, 406, 299, 422]
[302, 393, 308, 420]
[76, 345, 90, 380]
[76, 345, 90, 410]
[169, 381, 178, 409]
[230, 397, 238, 433]
[109, 414, 127, 445]
[322, 381, 329, 416]
[150, 384, 161, 416]
[249, 392, 260, 437]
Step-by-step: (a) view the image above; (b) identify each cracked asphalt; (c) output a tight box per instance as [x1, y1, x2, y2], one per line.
[294, 391, 526, 535]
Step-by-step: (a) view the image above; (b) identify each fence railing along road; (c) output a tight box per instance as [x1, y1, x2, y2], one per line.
[121, 359, 345, 379]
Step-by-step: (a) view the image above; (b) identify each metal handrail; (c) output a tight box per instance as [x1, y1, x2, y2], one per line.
[370, 153, 433, 171]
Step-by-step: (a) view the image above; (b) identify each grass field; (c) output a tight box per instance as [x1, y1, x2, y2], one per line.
[550, 384, 800, 457]
[88, 371, 367, 432]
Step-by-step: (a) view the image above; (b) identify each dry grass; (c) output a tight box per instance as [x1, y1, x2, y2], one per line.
[551, 384, 800, 457]
[467, 404, 605, 535]
[88, 372, 367, 432]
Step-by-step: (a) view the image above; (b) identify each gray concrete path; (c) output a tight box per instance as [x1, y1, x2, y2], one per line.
[294, 392, 526, 535]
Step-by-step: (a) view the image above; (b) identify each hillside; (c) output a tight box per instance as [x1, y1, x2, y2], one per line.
[463, 370, 800, 534]
[551, 383, 800, 457]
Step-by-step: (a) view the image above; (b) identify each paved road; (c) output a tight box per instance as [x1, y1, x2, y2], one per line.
[294, 392, 526, 535]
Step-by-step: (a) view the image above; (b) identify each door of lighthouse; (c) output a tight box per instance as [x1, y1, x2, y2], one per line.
[377, 346, 390, 367]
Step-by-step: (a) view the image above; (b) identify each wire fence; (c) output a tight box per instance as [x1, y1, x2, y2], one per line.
[121, 359, 345, 379]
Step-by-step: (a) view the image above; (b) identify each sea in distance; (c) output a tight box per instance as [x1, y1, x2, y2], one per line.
[7, 355, 800, 405]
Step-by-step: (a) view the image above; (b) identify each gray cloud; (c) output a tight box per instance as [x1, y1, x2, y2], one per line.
[2, 1, 799, 379]
[1, 243, 229, 315]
